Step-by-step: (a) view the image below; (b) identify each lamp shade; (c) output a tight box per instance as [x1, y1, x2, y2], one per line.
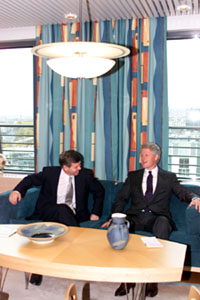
[32, 41, 130, 78]
[47, 57, 116, 78]
[32, 42, 130, 59]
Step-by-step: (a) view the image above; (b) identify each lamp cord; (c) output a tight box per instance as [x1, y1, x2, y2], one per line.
[79, 0, 92, 41]
[79, 0, 82, 41]
[86, 0, 92, 41]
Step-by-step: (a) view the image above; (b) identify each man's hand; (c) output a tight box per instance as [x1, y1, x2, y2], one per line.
[90, 214, 99, 221]
[189, 198, 200, 213]
[101, 220, 111, 228]
[9, 191, 21, 205]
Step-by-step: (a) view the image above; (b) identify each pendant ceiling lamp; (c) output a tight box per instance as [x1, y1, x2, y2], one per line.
[32, 0, 130, 79]
[32, 42, 130, 78]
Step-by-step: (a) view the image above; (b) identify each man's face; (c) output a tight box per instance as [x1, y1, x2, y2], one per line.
[63, 161, 81, 176]
[140, 148, 158, 170]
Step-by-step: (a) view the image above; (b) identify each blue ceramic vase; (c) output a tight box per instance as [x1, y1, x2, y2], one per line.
[107, 213, 129, 250]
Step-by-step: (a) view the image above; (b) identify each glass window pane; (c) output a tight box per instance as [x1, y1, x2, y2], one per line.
[168, 38, 200, 179]
[0, 47, 34, 173]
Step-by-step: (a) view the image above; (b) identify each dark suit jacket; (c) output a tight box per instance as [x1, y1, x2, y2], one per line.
[112, 168, 197, 226]
[14, 167, 105, 222]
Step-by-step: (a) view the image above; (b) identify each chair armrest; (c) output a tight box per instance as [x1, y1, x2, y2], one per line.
[0, 190, 13, 223]
[186, 205, 200, 235]
[185, 205, 200, 267]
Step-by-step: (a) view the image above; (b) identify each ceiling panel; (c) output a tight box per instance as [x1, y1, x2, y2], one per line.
[167, 0, 176, 16]
[0, 0, 199, 29]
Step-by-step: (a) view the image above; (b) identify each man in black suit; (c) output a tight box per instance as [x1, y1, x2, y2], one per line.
[103, 142, 200, 297]
[9, 149, 104, 285]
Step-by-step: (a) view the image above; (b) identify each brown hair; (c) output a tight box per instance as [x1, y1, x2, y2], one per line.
[59, 150, 83, 167]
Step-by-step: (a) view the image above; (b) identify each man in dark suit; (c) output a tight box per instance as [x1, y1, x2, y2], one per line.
[103, 142, 200, 297]
[9, 149, 104, 285]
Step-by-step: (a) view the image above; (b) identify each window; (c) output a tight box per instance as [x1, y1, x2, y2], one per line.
[0, 41, 35, 174]
[167, 37, 200, 179]
[179, 158, 189, 176]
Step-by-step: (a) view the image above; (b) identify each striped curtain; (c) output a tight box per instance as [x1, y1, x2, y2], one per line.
[35, 17, 168, 181]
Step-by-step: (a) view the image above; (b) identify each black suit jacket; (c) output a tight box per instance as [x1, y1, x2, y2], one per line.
[112, 168, 197, 225]
[14, 167, 105, 222]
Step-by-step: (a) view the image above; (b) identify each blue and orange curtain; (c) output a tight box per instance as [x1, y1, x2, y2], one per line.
[35, 17, 168, 181]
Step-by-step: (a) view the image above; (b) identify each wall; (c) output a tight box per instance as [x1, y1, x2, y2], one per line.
[168, 15, 200, 31]
[0, 174, 25, 193]
[0, 26, 35, 41]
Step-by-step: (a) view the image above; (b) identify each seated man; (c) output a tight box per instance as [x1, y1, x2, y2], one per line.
[103, 142, 200, 298]
[9, 149, 105, 285]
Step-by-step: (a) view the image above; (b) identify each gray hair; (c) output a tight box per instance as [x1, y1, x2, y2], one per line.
[141, 142, 161, 160]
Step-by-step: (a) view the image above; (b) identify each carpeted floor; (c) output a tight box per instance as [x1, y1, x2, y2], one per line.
[2, 269, 198, 300]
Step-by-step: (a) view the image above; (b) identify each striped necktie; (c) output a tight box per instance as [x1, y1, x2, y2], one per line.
[65, 176, 74, 211]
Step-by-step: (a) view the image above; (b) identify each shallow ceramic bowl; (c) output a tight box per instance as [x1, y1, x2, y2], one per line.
[17, 222, 68, 244]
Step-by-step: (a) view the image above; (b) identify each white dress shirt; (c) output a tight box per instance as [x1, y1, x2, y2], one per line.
[57, 169, 76, 209]
[142, 166, 158, 196]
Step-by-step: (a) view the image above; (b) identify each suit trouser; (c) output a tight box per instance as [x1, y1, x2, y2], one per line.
[41, 204, 80, 227]
[127, 211, 172, 240]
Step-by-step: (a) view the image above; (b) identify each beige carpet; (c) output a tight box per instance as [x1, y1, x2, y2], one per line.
[2, 269, 194, 300]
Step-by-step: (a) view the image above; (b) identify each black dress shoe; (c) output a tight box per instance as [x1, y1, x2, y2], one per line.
[29, 274, 43, 286]
[115, 282, 135, 296]
[145, 283, 158, 297]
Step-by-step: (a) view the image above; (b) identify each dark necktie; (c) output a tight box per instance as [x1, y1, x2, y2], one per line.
[145, 171, 153, 202]
[65, 177, 74, 211]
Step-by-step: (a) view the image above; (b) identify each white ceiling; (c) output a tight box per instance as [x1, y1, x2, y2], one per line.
[0, 0, 199, 29]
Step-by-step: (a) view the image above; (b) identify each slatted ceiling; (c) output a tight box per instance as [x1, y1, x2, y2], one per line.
[126, 0, 142, 18]
[187, 0, 193, 13]
[167, 0, 176, 16]
[96, 1, 110, 20]
[0, 0, 199, 29]
[89, 4, 103, 22]
[135, 0, 146, 17]
[148, 0, 159, 17]
[134, 0, 147, 17]
[174, 0, 185, 16]
[100, 3, 116, 20]
[140, 1, 152, 17]
[114, 0, 127, 20]
[173, 0, 181, 15]
[116, 0, 131, 19]
[154, 0, 165, 16]
[194, 0, 199, 13]
[103, 1, 120, 20]
[145, 0, 156, 17]
[143, 0, 155, 17]
[149, 0, 159, 17]
[122, 0, 137, 19]
[188, 0, 193, 7]
[147, 1, 158, 17]
[160, 0, 171, 15]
